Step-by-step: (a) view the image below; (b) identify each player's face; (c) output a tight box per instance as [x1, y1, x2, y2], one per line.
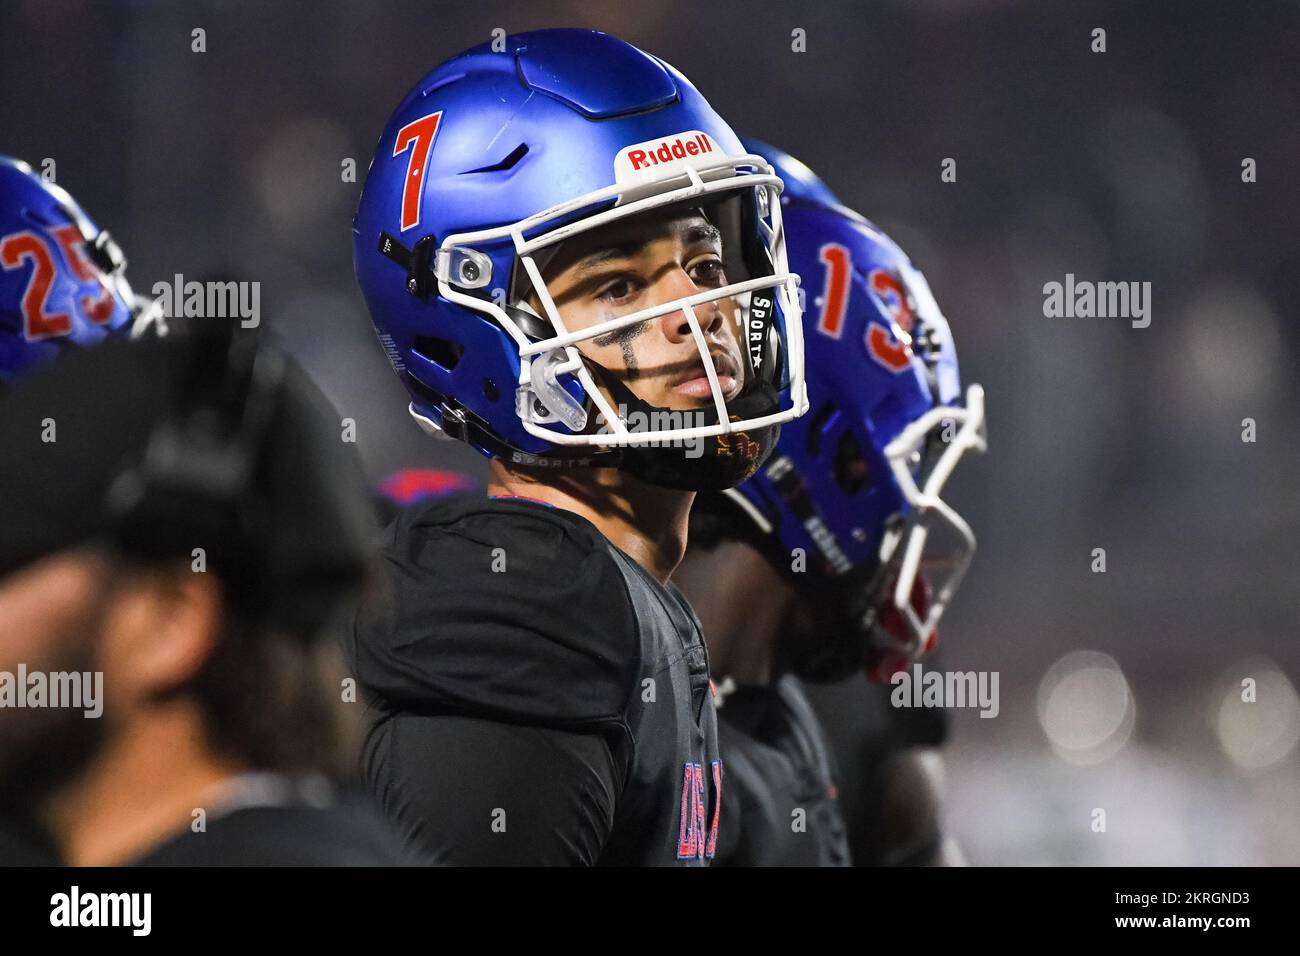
[0, 550, 104, 677]
[0, 550, 108, 804]
[0, 547, 225, 805]
[532, 208, 746, 413]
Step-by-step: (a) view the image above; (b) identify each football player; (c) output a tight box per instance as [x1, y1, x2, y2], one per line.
[0, 325, 411, 865]
[676, 141, 986, 865]
[348, 29, 806, 865]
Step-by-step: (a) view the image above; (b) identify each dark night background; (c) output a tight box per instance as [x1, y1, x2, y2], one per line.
[3, 0, 1296, 863]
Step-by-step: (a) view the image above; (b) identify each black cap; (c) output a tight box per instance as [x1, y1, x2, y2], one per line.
[0, 331, 375, 638]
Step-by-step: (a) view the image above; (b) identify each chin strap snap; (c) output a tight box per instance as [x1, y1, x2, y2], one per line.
[518, 348, 588, 431]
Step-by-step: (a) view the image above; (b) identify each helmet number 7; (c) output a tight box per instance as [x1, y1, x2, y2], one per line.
[392, 111, 444, 232]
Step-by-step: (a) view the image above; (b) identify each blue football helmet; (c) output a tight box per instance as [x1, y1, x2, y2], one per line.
[739, 138, 843, 208]
[353, 29, 807, 491]
[0, 157, 148, 385]
[716, 142, 987, 680]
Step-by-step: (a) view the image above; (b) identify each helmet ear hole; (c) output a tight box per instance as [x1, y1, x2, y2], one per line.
[833, 429, 869, 495]
[413, 336, 464, 372]
[804, 402, 838, 459]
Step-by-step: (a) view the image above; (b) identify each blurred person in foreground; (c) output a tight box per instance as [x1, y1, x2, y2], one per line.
[0, 324, 412, 865]
[0, 154, 153, 863]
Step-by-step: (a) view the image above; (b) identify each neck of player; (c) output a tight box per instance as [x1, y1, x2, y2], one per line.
[676, 539, 793, 685]
[42, 700, 249, 866]
[487, 459, 694, 584]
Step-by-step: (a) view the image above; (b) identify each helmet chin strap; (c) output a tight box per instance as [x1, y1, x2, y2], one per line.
[504, 298, 553, 341]
[504, 293, 784, 491]
[584, 361, 782, 492]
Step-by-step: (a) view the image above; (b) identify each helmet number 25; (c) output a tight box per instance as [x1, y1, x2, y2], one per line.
[1, 227, 118, 342]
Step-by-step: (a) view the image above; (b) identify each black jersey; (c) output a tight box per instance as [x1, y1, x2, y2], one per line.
[0, 813, 62, 865]
[130, 779, 413, 866]
[348, 495, 721, 866]
[803, 674, 949, 865]
[712, 674, 851, 866]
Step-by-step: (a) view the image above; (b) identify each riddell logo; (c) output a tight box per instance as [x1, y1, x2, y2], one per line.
[628, 133, 714, 170]
[614, 131, 718, 184]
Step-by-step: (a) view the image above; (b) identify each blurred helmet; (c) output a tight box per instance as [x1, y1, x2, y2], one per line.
[353, 29, 807, 491]
[0, 157, 151, 385]
[706, 142, 986, 681]
[373, 467, 479, 525]
[739, 137, 843, 208]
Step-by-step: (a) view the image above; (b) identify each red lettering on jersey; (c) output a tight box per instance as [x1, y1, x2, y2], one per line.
[690, 764, 706, 859]
[393, 111, 444, 232]
[0, 231, 72, 340]
[706, 760, 722, 859]
[676, 764, 697, 858]
[676, 762, 709, 860]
